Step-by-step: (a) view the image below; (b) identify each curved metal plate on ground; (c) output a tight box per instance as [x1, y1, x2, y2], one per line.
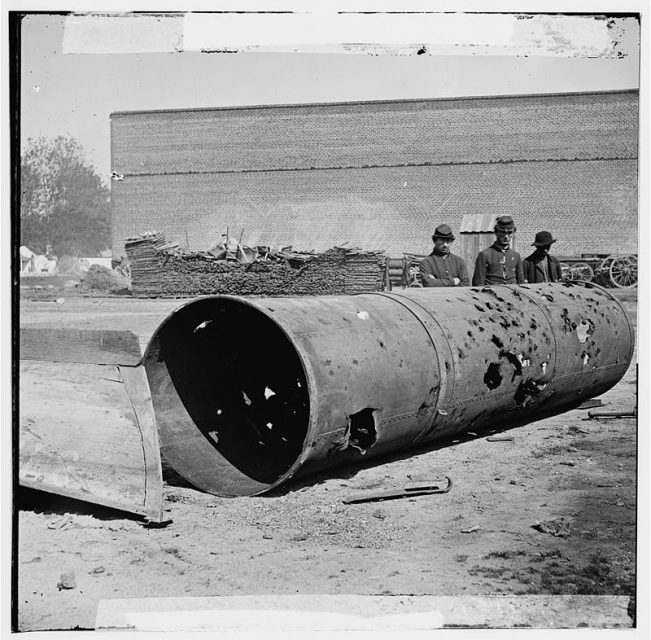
[19, 331, 164, 521]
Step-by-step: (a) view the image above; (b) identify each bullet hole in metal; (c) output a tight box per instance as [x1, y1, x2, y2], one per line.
[541, 293, 554, 302]
[501, 350, 523, 381]
[352, 359, 359, 365]
[208, 431, 219, 443]
[194, 320, 212, 332]
[514, 379, 546, 407]
[479, 326, 485, 332]
[560, 309, 573, 332]
[438, 408, 448, 416]
[581, 352, 590, 366]
[474, 304, 484, 312]
[457, 347, 465, 359]
[491, 335, 504, 348]
[379, 340, 386, 349]
[357, 310, 370, 321]
[445, 361, 451, 371]
[541, 362, 548, 374]
[264, 387, 275, 399]
[484, 363, 503, 390]
[266, 422, 273, 429]
[516, 354, 531, 368]
[485, 302, 495, 310]
[216, 409, 222, 415]
[576, 320, 595, 344]
[417, 400, 434, 418]
[242, 391, 252, 406]
[467, 330, 473, 338]
[347, 408, 378, 454]
[530, 321, 538, 330]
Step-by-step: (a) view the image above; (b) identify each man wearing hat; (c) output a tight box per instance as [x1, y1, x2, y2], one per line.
[419, 224, 470, 287]
[522, 231, 563, 283]
[472, 215, 524, 286]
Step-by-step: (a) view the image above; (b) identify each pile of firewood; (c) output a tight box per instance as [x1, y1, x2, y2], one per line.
[124, 232, 386, 298]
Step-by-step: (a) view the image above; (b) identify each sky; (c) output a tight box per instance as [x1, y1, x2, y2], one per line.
[4, 7, 650, 630]
[18, 11, 641, 182]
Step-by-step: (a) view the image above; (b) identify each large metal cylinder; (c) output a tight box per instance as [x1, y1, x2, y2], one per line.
[143, 282, 634, 497]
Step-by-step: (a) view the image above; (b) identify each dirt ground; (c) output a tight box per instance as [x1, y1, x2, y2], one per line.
[15, 289, 638, 631]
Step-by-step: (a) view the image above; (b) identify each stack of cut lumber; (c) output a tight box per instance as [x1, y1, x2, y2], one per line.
[124, 233, 386, 298]
[124, 232, 167, 297]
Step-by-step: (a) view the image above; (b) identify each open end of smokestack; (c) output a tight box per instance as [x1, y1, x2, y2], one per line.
[144, 297, 311, 496]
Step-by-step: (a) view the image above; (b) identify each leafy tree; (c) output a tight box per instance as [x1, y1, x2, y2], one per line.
[20, 136, 111, 256]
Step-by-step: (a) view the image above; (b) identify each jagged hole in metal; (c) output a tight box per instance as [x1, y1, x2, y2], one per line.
[155, 298, 310, 487]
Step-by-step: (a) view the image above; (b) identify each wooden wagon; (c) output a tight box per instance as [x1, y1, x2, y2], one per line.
[557, 254, 638, 288]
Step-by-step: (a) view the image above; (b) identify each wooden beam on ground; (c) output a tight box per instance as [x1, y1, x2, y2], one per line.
[20, 327, 142, 365]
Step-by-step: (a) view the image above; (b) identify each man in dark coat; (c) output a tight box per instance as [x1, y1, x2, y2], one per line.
[472, 215, 524, 286]
[419, 224, 470, 287]
[522, 231, 563, 283]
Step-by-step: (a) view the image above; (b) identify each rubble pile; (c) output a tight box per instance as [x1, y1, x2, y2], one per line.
[124, 232, 386, 298]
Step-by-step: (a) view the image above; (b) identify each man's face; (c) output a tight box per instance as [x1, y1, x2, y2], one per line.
[434, 237, 452, 254]
[495, 229, 513, 246]
[538, 244, 552, 255]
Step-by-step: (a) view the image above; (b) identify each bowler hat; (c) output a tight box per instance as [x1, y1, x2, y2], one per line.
[494, 215, 516, 232]
[432, 224, 455, 241]
[532, 231, 557, 247]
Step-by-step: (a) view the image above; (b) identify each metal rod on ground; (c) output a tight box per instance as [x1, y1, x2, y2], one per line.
[588, 410, 636, 419]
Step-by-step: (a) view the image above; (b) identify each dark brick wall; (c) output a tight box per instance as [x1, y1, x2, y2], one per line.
[111, 91, 638, 259]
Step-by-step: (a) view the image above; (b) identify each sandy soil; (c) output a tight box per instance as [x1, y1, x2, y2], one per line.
[16, 291, 638, 631]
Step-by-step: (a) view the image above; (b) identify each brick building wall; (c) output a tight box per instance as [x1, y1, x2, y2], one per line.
[110, 90, 638, 258]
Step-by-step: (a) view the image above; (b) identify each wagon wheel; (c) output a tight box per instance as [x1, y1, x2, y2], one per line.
[570, 262, 594, 282]
[609, 255, 637, 288]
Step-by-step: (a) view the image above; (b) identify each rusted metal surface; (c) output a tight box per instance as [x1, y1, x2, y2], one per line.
[19, 332, 164, 521]
[144, 281, 634, 497]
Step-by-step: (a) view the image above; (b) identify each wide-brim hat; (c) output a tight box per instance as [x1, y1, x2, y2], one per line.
[432, 223, 455, 241]
[532, 230, 557, 247]
[494, 215, 516, 232]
